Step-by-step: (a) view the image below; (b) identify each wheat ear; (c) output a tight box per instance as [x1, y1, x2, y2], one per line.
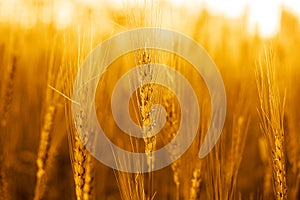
[137, 50, 157, 198]
[34, 105, 56, 200]
[256, 47, 288, 200]
[189, 168, 201, 200]
[69, 129, 94, 200]
[33, 38, 64, 199]
[62, 28, 95, 200]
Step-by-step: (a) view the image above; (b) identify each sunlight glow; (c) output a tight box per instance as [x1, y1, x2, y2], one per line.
[200, 0, 281, 37]
[54, 1, 73, 29]
[109, 0, 300, 37]
[0, 0, 300, 36]
[202, 0, 247, 18]
[247, 0, 281, 37]
[180, 0, 299, 37]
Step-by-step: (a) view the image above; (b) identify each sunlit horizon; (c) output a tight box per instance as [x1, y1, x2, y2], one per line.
[165, 0, 300, 37]
[0, 0, 299, 37]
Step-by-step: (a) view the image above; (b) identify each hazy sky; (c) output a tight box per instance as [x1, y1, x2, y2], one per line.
[1, 0, 299, 37]
[168, 0, 300, 37]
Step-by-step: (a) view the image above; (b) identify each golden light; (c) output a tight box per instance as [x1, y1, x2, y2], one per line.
[0, 0, 299, 36]
[202, 0, 246, 18]
[247, 0, 281, 37]
[1, 0, 300, 199]
[109, 0, 299, 37]
[54, 1, 74, 29]
[200, 0, 281, 37]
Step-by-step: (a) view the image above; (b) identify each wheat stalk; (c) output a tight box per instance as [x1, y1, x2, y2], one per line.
[204, 104, 249, 200]
[115, 170, 147, 200]
[255, 47, 288, 200]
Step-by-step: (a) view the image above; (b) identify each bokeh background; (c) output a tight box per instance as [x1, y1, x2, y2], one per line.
[0, 0, 299, 199]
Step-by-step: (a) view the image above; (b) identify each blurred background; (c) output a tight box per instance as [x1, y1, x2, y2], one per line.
[0, 0, 299, 199]
[1, 0, 300, 36]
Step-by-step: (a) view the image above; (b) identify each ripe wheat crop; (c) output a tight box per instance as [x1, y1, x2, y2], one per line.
[0, 0, 299, 200]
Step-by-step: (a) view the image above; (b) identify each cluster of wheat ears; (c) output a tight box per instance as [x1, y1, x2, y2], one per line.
[0, 0, 299, 199]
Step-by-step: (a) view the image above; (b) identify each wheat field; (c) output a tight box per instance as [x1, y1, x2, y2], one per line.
[0, 0, 299, 200]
